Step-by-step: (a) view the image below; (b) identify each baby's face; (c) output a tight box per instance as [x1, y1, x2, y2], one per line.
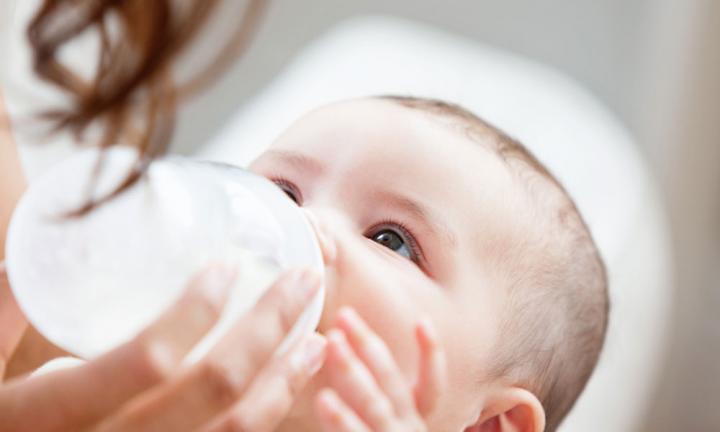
[250, 99, 525, 430]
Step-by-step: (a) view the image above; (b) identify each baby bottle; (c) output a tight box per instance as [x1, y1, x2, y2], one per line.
[5, 147, 324, 362]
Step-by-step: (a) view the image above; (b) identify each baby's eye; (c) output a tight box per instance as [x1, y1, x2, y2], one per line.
[367, 224, 420, 263]
[373, 229, 412, 259]
[271, 178, 302, 205]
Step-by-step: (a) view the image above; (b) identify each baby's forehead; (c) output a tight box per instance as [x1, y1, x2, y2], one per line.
[270, 98, 529, 252]
[275, 99, 507, 179]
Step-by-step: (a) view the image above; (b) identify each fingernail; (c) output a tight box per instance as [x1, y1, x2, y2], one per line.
[294, 268, 321, 302]
[201, 264, 237, 308]
[296, 333, 327, 374]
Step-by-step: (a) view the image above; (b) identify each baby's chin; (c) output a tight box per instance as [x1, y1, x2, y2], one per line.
[273, 367, 330, 431]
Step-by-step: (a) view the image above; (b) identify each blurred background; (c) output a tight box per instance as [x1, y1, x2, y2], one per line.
[3, 1, 719, 431]
[175, 1, 720, 431]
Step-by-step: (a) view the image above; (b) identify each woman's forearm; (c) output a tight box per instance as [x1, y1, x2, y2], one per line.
[0, 89, 25, 261]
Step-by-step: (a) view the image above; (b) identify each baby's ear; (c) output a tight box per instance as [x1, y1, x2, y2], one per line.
[463, 387, 545, 432]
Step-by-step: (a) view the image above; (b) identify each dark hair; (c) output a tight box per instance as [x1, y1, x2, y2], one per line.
[383, 95, 609, 431]
[28, 0, 268, 215]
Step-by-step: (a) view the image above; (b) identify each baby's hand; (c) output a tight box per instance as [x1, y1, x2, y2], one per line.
[315, 308, 446, 431]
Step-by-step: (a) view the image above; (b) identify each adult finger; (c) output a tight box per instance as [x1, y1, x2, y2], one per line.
[335, 307, 415, 416]
[203, 332, 326, 432]
[413, 319, 446, 417]
[316, 388, 372, 432]
[0, 264, 233, 432]
[98, 268, 321, 432]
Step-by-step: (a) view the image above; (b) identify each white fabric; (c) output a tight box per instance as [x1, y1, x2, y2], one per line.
[199, 17, 673, 432]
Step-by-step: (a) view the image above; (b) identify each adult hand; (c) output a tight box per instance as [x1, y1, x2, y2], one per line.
[0, 265, 327, 432]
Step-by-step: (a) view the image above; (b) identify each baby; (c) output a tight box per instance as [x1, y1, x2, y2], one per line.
[249, 96, 609, 431]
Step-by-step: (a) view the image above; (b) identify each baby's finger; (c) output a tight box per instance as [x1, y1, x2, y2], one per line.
[325, 329, 396, 430]
[203, 332, 327, 432]
[0, 264, 233, 432]
[316, 388, 372, 432]
[335, 307, 414, 416]
[97, 268, 321, 432]
[413, 318, 446, 417]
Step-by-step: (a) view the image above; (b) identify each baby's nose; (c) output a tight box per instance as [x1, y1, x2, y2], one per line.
[301, 208, 347, 332]
[302, 208, 337, 267]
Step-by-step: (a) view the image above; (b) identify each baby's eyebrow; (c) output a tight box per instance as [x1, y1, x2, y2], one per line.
[262, 149, 457, 249]
[371, 190, 458, 249]
[264, 149, 325, 175]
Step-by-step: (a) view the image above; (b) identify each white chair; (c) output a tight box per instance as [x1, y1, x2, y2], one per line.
[199, 16, 674, 432]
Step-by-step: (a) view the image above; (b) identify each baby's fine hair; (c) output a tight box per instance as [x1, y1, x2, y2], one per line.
[380, 95, 610, 432]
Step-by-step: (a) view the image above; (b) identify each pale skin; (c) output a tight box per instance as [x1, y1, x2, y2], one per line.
[251, 98, 546, 431]
[0, 96, 546, 431]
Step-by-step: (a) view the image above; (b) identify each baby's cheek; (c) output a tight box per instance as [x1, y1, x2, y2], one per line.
[433, 303, 500, 427]
[324, 234, 428, 380]
[348, 284, 420, 380]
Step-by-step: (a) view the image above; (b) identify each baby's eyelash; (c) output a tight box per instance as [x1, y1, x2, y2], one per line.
[269, 177, 303, 205]
[368, 218, 427, 268]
